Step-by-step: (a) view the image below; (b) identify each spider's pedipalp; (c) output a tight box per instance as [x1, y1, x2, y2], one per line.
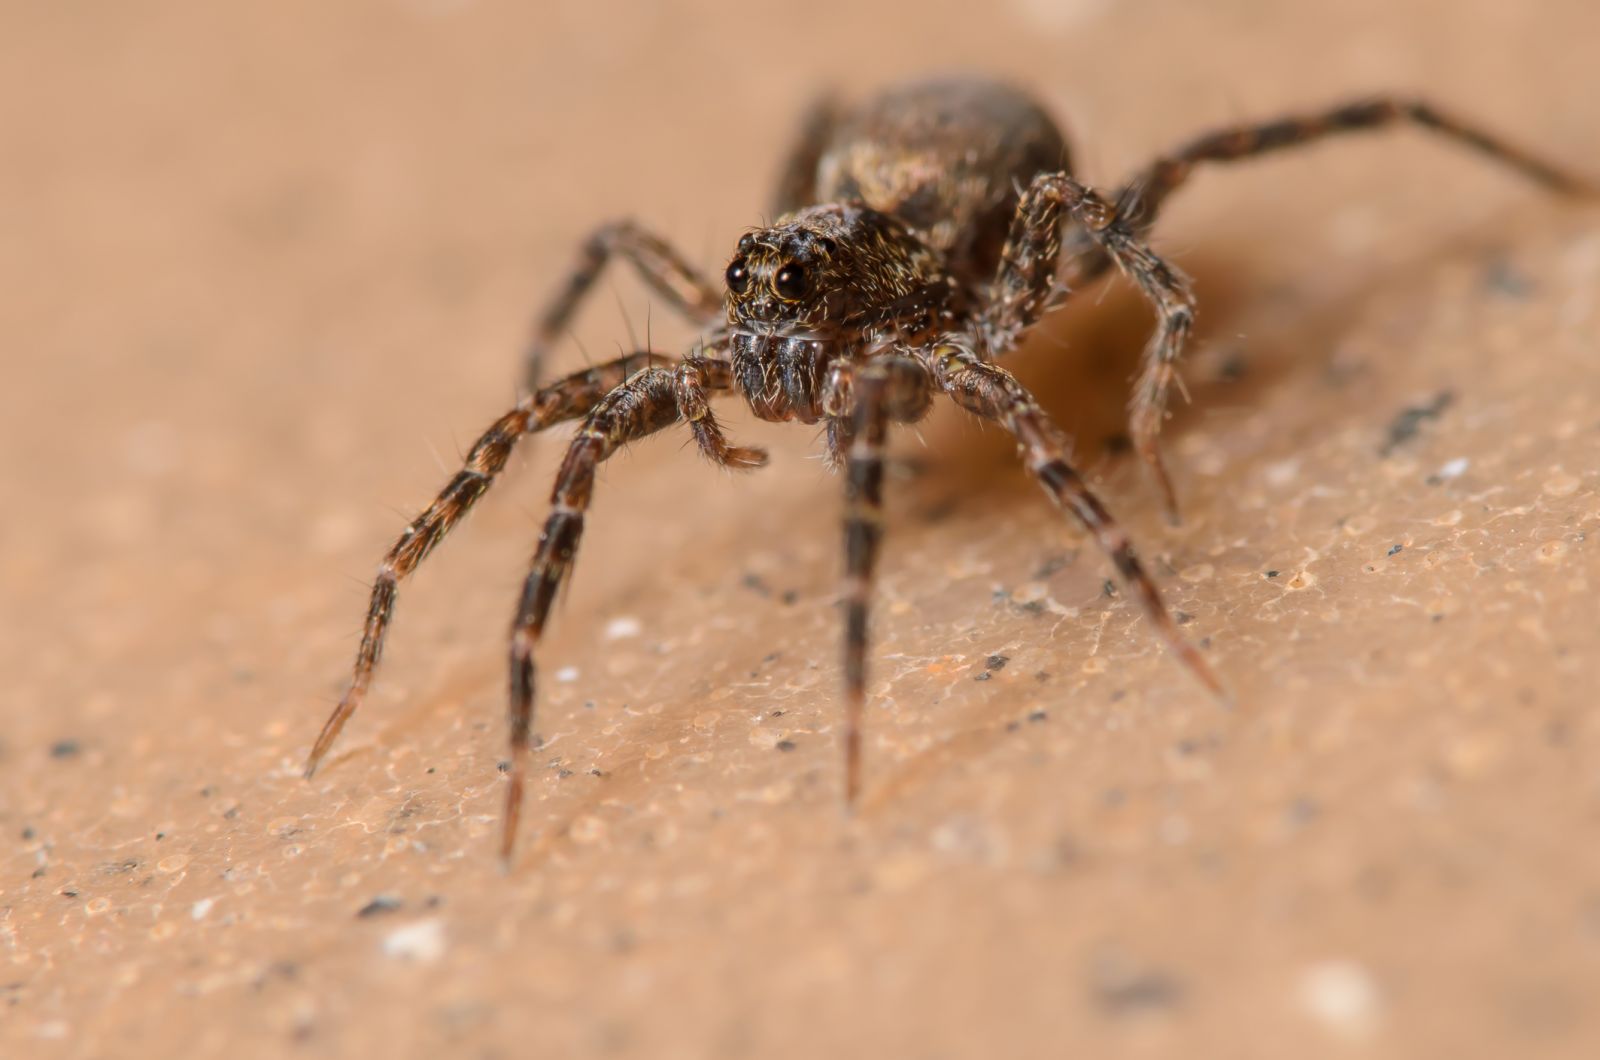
[676, 357, 768, 469]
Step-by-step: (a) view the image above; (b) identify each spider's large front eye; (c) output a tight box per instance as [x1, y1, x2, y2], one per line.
[773, 261, 810, 301]
[725, 258, 750, 294]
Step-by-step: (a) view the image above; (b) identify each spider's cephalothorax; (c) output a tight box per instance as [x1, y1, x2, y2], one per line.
[306, 77, 1594, 865]
[725, 204, 956, 424]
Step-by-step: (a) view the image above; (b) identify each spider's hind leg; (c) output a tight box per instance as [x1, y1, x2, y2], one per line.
[1110, 96, 1597, 240]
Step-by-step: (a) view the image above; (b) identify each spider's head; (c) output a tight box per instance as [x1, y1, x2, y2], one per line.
[722, 204, 939, 339]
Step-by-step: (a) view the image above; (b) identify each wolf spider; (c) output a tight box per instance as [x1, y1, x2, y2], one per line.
[305, 77, 1593, 863]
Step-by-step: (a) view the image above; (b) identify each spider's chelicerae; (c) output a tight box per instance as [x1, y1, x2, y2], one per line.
[306, 77, 1593, 863]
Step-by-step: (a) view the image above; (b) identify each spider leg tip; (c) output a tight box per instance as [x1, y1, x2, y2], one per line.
[1193, 661, 1232, 706]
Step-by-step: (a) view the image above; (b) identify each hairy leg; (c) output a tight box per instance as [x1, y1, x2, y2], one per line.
[828, 354, 935, 801]
[502, 359, 745, 862]
[927, 338, 1224, 698]
[984, 173, 1197, 522]
[1110, 96, 1597, 239]
[522, 220, 725, 393]
[1052, 98, 1596, 515]
[305, 352, 671, 780]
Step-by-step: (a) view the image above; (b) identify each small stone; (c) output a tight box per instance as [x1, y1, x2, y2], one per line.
[357, 895, 403, 918]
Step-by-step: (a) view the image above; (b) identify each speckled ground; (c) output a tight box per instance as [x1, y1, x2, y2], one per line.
[3, 2, 1599, 1058]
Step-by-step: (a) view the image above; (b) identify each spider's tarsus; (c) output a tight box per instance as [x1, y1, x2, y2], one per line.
[841, 685, 865, 808]
[728, 445, 769, 469]
[1174, 638, 1230, 706]
[500, 767, 525, 867]
[1146, 450, 1184, 526]
[302, 694, 357, 781]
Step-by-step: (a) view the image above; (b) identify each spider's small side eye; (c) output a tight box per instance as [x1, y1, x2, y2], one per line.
[725, 259, 750, 294]
[773, 262, 810, 300]
[815, 237, 837, 256]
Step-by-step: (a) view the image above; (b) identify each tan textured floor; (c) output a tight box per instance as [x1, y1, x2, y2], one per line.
[3, 2, 1599, 1057]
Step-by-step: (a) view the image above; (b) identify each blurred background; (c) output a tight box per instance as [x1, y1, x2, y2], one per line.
[2, 1, 1598, 1057]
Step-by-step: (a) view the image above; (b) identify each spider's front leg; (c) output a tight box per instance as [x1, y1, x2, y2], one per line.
[828, 353, 935, 803]
[984, 173, 1197, 525]
[305, 352, 672, 781]
[521, 220, 725, 393]
[502, 357, 754, 863]
[928, 337, 1224, 700]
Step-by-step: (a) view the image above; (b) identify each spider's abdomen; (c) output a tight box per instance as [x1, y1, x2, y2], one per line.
[811, 78, 1072, 290]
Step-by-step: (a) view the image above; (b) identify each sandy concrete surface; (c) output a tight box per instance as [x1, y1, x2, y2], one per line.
[3, 1, 1599, 1057]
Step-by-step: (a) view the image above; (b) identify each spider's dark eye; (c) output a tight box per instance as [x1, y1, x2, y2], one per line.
[815, 237, 837, 256]
[773, 261, 810, 300]
[725, 258, 750, 294]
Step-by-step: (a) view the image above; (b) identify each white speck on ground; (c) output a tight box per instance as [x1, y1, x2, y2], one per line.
[1265, 458, 1301, 487]
[382, 918, 446, 963]
[604, 616, 642, 640]
[1297, 960, 1382, 1039]
[190, 898, 215, 921]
